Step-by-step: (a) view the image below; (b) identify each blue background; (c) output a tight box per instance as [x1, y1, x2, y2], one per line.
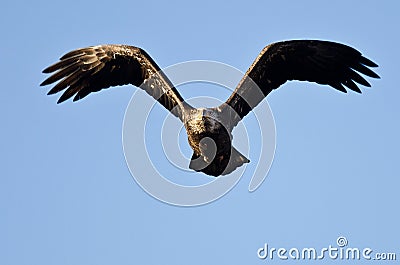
[1, 0, 398, 264]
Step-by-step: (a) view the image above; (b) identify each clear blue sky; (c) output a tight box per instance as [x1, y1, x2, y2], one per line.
[1, 0, 398, 264]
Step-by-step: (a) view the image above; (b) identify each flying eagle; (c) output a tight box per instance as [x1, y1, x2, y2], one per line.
[40, 40, 379, 176]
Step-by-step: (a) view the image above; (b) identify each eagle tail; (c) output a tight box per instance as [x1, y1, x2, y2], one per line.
[221, 147, 250, 176]
[189, 147, 249, 177]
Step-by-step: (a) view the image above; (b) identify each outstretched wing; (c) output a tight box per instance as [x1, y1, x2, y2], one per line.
[220, 40, 380, 128]
[40, 45, 190, 120]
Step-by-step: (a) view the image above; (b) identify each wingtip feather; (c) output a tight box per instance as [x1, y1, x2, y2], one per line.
[360, 56, 379, 68]
[42, 68, 51, 74]
[57, 95, 68, 104]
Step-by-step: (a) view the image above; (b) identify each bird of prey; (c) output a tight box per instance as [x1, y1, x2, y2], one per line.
[40, 40, 379, 176]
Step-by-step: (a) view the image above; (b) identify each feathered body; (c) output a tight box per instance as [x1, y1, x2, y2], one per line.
[184, 108, 249, 176]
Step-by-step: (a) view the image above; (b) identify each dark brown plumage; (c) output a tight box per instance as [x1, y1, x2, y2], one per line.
[40, 40, 380, 176]
[221, 40, 380, 128]
[41, 45, 188, 119]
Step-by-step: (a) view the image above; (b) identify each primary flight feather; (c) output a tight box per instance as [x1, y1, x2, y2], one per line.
[40, 40, 379, 176]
